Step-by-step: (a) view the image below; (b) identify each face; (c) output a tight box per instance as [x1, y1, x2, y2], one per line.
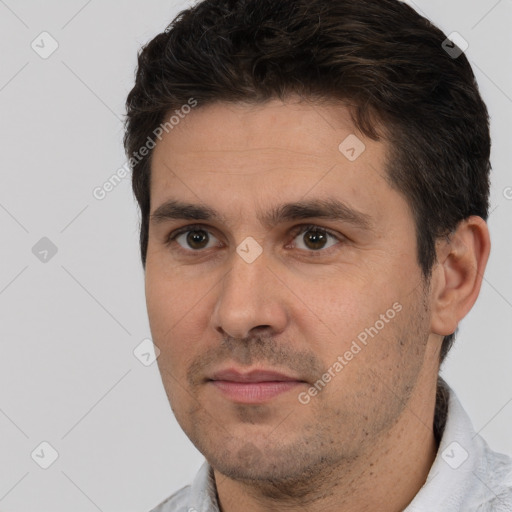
[145, 98, 436, 486]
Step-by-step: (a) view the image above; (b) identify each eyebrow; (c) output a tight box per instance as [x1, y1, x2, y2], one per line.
[150, 198, 373, 231]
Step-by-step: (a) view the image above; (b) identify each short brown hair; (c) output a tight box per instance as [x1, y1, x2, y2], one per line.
[124, 0, 491, 364]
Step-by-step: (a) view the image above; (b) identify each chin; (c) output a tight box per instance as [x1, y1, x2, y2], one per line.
[206, 435, 337, 486]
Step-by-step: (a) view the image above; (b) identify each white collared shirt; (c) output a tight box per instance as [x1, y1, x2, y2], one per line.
[149, 384, 512, 511]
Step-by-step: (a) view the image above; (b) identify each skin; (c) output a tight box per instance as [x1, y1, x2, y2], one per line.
[145, 97, 490, 512]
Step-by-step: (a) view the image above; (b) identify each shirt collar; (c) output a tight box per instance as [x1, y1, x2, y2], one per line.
[404, 377, 502, 511]
[188, 458, 220, 512]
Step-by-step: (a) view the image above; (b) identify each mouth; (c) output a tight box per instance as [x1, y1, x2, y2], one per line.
[206, 368, 306, 404]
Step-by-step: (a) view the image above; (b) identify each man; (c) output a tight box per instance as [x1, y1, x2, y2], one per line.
[124, 0, 512, 510]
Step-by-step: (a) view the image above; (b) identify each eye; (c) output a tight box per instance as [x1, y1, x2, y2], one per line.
[167, 225, 221, 251]
[288, 224, 342, 253]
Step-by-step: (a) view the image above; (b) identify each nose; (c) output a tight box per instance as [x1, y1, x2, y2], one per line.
[210, 244, 289, 340]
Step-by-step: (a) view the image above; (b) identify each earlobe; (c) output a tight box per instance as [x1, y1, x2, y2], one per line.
[430, 216, 491, 336]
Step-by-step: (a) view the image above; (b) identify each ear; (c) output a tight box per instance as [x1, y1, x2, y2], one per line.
[430, 216, 491, 336]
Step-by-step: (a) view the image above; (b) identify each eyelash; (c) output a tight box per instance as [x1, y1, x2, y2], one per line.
[165, 223, 344, 257]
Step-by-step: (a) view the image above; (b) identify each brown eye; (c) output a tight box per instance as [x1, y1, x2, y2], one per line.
[302, 228, 328, 250]
[291, 225, 341, 253]
[171, 227, 220, 251]
[185, 230, 210, 249]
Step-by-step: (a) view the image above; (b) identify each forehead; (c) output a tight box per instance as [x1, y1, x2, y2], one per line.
[148, 99, 399, 229]
[152, 98, 375, 167]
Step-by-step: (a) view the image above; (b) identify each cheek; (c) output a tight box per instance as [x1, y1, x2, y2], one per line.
[299, 280, 419, 386]
[145, 265, 213, 363]
[146, 261, 199, 327]
[145, 243, 224, 325]
[145, 276, 189, 370]
[291, 274, 396, 340]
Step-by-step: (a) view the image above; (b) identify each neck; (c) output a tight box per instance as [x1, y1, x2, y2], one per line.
[213, 377, 440, 512]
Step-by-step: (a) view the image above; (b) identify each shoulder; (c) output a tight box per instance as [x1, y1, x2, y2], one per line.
[426, 382, 512, 511]
[147, 461, 216, 512]
[478, 446, 512, 511]
[147, 484, 192, 512]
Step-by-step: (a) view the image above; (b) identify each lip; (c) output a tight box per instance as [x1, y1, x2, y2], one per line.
[207, 368, 305, 403]
[210, 369, 302, 382]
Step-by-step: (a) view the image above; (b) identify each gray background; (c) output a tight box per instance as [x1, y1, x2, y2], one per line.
[0, 0, 510, 510]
